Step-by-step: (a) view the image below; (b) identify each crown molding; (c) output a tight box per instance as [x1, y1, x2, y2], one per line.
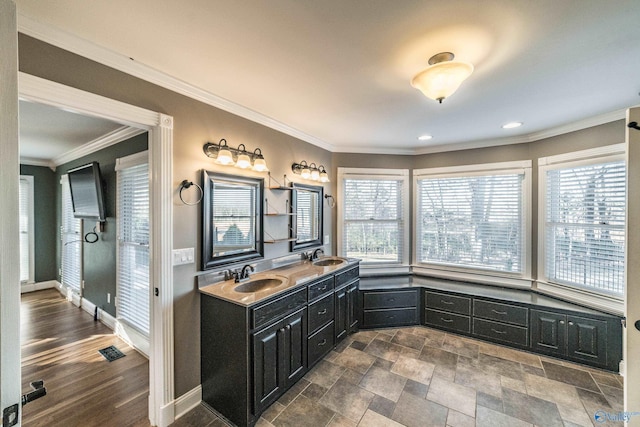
[19, 156, 55, 170]
[51, 126, 145, 167]
[17, 14, 334, 153]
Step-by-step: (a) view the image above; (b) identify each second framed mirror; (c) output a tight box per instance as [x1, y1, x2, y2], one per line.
[290, 183, 323, 251]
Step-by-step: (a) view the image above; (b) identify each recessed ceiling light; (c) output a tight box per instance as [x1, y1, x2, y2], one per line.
[502, 122, 523, 129]
[418, 135, 433, 141]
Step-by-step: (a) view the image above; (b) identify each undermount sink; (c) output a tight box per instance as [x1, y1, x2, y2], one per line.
[234, 278, 284, 293]
[313, 258, 346, 267]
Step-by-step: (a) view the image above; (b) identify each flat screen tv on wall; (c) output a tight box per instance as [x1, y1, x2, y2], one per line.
[67, 161, 107, 222]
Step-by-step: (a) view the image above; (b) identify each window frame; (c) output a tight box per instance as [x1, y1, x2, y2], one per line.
[537, 144, 626, 314]
[337, 167, 410, 274]
[60, 174, 83, 297]
[19, 175, 35, 285]
[413, 161, 532, 288]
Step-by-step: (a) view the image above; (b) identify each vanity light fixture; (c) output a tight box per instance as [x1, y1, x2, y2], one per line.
[418, 135, 433, 141]
[292, 161, 330, 183]
[203, 139, 270, 172]
[411, 52, 474, 103]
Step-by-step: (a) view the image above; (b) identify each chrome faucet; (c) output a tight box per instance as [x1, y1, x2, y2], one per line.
[311, 248, 324, 260]
[236, 264, 255, 282]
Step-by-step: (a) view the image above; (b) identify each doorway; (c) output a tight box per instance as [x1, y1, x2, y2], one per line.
[17, 73, 174, 426]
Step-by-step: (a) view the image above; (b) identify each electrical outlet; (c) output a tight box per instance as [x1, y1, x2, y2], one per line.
[324, 234, 330, 245]
[107, 293, 111, 304]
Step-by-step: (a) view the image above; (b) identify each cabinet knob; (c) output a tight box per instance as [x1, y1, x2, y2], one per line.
[568, 321, 574, 326]
[559, 320, 565, 325]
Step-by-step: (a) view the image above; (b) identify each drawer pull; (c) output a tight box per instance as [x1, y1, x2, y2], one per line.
[490, 328, 507, 335]
[440, 317, 454, 323]
[491, 309, 508, 315]
[318, 339, 327, 346]
[319, 285, 327, 291]
[318, 309, 327, 315]
[441, 300, 454, 305]
[387, 298, 396, 302]
[387, 315, 396, 319]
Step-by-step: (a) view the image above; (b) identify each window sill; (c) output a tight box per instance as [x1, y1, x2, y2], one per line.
[535, 280, 624, 316]
[411, 265, 533, 290]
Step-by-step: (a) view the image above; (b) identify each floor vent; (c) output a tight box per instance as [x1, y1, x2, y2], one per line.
[98, 345, 126, 362]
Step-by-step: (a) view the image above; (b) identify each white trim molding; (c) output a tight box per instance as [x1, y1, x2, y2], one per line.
[173, 386, 202, 421]
[20, 279, 56, 293]
[20, 73, 175, 427]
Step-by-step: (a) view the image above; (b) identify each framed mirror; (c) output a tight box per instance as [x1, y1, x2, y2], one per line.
[202, 171, 264, 269]
[290, 183, 323, 251]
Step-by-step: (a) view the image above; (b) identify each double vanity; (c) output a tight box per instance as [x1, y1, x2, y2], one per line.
[200, 256, 359, 427]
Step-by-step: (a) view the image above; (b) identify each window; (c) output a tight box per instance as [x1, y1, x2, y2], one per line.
[60, 175, 82, 294]
[19, 176, 34, 284]
[338, 168, 409, 267]
[116, 152, 150, 337]
[539, 145, 625, 299]
[415, 161, 531, 278]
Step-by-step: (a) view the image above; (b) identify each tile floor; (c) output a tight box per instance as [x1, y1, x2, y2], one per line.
[171, 326, 624, 427]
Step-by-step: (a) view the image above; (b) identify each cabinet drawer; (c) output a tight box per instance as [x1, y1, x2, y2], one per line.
[473, 318, 528, 347]
[308, 293, 335, 334]
[363, 290, 417, 309]
[308, 321, 334, 367]
[363, 307, 418, 328]
[308, 277, 334, 301]
[335, 266, 359, 287]
[425, 308, 470, 333]
[252, 287, 307, 329]
[425, 291, 470, 315]
[474, 300, 528, 327]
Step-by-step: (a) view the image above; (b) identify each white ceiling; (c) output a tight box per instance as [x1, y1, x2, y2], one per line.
[15, 0, 640, 154]
[19, 100, 124, 163]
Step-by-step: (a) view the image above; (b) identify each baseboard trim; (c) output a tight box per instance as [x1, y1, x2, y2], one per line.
[80, 298, 117, 330]
[174, 385, 202, 421]
[20, 280, 56, 293]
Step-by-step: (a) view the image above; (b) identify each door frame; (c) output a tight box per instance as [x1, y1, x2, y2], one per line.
[18, 72, 175, 427]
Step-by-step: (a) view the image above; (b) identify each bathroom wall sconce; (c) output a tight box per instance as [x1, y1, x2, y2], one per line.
[291, 161, 330, 183]
[203, 139, 269, 172]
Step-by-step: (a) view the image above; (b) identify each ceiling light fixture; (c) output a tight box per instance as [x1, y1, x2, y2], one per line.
[203, 139, 269, 172]
[502, 122, 523, 129]
[418, 135, 433, 141]
[411, 52, 474, 103]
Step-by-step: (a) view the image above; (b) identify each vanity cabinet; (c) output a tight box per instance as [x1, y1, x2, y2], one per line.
[360, 289, 419, 328]
[201, 262, 359, 427]
[335, 281, 358, 343]
[253, 308, 307, 414]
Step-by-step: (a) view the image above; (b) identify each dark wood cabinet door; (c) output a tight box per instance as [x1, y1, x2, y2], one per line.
[347, 283, 359, 333]
[282, 308, 307, 384]
[530, 310, 566, 356]
[334, 286, 348, 343]
[567, 316, 607, 367]
[252, 322, 284, 414]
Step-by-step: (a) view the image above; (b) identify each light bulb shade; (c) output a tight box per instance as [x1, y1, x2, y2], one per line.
[253, 157, 269, 172]
[411, 60, 473, 103]
[301, 167, 311, 179]
[236, 153, 252, 169]
[310, 169, 320, 180]
[216, 148, 235, 165]
[319, 171, 329, 182]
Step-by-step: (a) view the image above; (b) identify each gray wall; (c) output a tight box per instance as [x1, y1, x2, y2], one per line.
[54, 133, 148, 316]
[19, 164, 57, 282]
[17, 33, 628, 398]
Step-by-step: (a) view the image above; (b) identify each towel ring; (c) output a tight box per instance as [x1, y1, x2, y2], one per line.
[179, 180, 203, 205]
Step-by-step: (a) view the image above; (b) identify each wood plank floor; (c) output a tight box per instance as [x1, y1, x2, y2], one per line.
[21, 289, 151, 427]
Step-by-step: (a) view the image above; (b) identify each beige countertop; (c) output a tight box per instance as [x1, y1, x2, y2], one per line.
[199, 257, 359, 306]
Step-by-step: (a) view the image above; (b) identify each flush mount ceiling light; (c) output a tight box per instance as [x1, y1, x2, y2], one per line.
[502, 122, 523, 129]
[411, 52, 474, 104]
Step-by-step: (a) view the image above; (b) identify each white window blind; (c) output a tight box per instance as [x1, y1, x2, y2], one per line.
[61, 175, 82, 294]
[415, 164, 528, 275]
[19, 176, 34, 283]
[339, 169, 408, 265]
[116, 153, 150, 337]
[543, 159, 626, 297]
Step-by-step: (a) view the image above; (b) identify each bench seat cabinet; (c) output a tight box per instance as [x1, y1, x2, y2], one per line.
[530, 310, 615, 368]
[360, 289, 419, 328]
